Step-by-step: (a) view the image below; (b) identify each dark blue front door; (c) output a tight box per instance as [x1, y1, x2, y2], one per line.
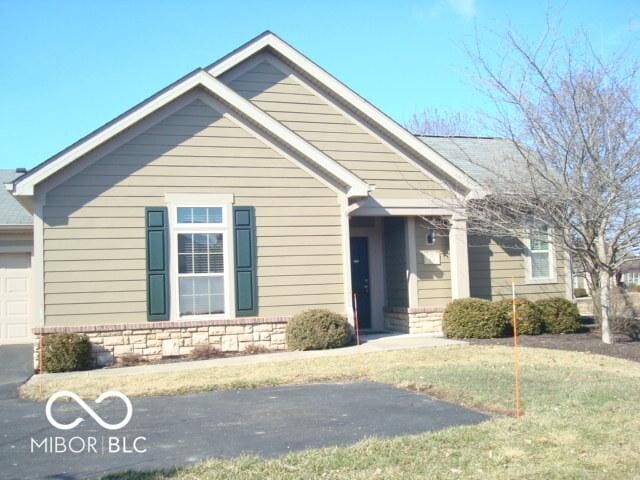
[350, 237, 371, 329]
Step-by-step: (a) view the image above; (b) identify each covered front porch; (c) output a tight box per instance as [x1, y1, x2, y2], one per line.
[346, 200, 470, 334]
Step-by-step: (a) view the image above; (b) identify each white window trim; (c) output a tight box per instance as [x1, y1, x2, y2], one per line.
[524, 228, 557, 285]
[165, 194, 235, 321]
[624, 271, 640, 285]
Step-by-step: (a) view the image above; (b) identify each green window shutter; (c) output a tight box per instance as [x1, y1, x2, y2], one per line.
[233, 206, 257, 316]
[145, 207, 169, 321]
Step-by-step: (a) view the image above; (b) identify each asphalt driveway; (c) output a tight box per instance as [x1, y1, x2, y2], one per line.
[0, 381, 489, 480]
[0, 345, 33, 400]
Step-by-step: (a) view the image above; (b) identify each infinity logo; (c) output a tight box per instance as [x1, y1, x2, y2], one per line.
[45, 390, 133, 431]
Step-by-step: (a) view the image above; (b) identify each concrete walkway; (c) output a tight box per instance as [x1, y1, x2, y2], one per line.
[30, 333, 466, 382]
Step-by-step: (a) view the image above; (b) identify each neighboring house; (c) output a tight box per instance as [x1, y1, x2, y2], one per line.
[572, 258, 640, 295]
[4, 32, 570, 365]
[573, 272, 591, 295]
[0, 169, 33, 344]
[572, 258, 591, 296]
[619, 259, 640, 287]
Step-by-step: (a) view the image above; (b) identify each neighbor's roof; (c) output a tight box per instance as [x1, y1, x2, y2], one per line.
[418, 136, 526, 185]
[0, 170, 31, 226]
[620, 258, 640, 273]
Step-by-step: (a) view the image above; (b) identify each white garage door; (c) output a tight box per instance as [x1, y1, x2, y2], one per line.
[0, 253, 32, 344]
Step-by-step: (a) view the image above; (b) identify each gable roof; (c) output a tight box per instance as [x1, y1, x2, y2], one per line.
[418, 136, 526, 186]
[207, 31, 481, 195]
[10, 69, 370, 198]
[0, 170, 32, 226]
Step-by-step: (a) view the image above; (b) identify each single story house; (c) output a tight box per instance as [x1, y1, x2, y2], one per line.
[2, 32, 571, 365]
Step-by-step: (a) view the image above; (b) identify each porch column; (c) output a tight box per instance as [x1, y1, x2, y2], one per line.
[340, 197, 354, 323]
[405, 217, 419, 308]
[449, 213, 470, 299]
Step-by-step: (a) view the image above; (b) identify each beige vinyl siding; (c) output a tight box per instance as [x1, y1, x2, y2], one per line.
[382, 217, 408, 308]
[223, 59, 452, 200]
[42, 99, 344, 326]
[468, 236, 567, 301]
[415, 219, 452, 307]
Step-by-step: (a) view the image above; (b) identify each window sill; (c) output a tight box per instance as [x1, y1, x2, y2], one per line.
[176, 313, 228, 322]
[525, 277, 558, 285]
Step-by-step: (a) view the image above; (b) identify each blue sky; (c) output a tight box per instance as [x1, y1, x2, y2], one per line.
[1, 0, 638, 169]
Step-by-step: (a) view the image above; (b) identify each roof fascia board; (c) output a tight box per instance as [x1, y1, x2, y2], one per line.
[218, 50, 272, 84]
[196, 74, 369, 197]
[235, 52, 465, 199]
[350, 197, 453, 210]
[207, 33, 481, 194]
[348, 197, 463, 217]
[206, 31, 274, 74]
[13, 70, 369, 198]
[13, 69, 206, 196]
[193, 92, 350, 197]
[350, 206, 454, 217]
[34, 91, 201, 197]
[208, 33, 274, 77]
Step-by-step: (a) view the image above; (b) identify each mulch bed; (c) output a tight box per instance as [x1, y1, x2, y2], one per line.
[470, 331, 640, 363]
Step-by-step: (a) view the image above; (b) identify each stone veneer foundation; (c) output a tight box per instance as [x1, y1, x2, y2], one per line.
[33, 316, 290, 368]
[384, 307, 445, 334]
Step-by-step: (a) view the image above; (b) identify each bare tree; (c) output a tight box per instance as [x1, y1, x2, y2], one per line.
[459, 23, 640, 343]
[404, 108, 474, 136]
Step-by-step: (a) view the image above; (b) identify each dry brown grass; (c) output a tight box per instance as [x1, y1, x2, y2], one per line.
[90, 345, 640, 480]
[20, 345, 639, 404]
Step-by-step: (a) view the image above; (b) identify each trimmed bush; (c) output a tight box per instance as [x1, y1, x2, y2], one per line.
[536, 297, 581, 334]
[612, 288, 640, 340]
[41, 333, 92, 373]
[286, 309, 352, 350]
[189, 344, 225, 360]
[117, 353, 147, 367]
[243, 344, 272, 355]
[495, 299, 545, 335]
[442, 298, 510, 339]
[574, 288, 588, 298]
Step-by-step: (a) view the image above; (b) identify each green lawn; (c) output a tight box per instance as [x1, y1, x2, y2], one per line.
[31, 345, 640, 479]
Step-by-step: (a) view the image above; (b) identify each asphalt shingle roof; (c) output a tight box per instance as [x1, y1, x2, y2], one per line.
[0, 170, 32, 226]
[0, 137, 532, 228]
[418, 135, 526, 186]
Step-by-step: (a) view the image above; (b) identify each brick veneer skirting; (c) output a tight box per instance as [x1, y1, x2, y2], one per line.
[33, 316, 291, 368]
[383, 307, 444, 334]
